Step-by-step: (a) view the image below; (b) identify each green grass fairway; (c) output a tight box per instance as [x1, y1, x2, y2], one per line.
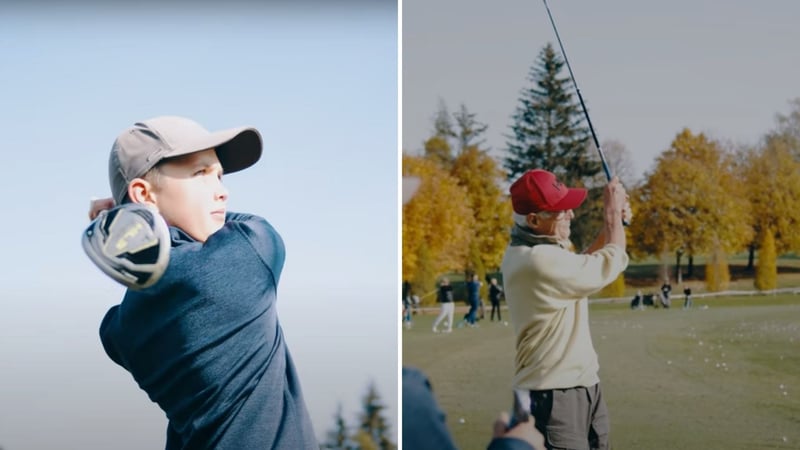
[403, 296, 800, 449]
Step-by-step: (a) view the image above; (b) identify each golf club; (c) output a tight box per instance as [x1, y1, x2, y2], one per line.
[82, 203, 171, 290]
[541, 0, 630, 225]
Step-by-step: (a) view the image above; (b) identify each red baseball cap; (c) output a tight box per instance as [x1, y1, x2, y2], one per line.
[510, 169, 587, 214]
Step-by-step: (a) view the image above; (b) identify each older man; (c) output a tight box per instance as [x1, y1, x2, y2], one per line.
[501, 169, 630, 450]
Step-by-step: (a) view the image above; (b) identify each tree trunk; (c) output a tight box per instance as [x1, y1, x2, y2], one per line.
[687, 255, 694, 277]
[747, 244, 755, 271]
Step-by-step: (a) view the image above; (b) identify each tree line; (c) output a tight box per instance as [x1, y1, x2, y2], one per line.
[403, 42, 800, 300]
[321, 382, 395, 450]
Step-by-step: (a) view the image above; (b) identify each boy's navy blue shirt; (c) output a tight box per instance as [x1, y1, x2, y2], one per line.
[100, 212, 317, 449]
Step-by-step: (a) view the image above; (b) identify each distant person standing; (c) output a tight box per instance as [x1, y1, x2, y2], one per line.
[411, 293, 421, 316]
[432, 278, 455, 333]
[660, 281, 672, 308]
[463, 274, 482, 327]
[489, 278, 504, 321]
[683, 285, 693, 309]
[403, 280, 413, 329]
[630, 289, 643, 310]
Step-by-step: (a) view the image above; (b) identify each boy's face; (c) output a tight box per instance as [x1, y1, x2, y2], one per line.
[151, 148, 228, 242]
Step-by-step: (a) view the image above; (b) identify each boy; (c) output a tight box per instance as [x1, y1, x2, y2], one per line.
[88, 116, 318, 449]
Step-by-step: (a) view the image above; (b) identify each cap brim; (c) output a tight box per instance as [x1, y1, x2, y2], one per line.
[168, 126, 262, 175]
[210, 127, 262, 175]
[549, 187, 587, 211]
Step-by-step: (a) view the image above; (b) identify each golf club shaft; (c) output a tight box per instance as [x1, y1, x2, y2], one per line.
[542, 0, 629, 226]
[542, 0, 611, 181]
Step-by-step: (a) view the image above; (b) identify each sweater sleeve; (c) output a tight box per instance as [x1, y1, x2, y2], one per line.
[99, 305, 124, 368]
[211, 212, 286, 285]
[530, 243, 628, 299]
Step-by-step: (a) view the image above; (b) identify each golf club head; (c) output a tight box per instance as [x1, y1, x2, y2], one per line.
[82, 203, 171, 290]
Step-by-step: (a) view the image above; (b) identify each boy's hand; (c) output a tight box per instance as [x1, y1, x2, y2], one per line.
[89, 197, 116, 220]
[492, 411, 545, 449]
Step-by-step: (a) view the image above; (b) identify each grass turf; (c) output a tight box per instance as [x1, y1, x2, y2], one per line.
[402, 295, 800, 449]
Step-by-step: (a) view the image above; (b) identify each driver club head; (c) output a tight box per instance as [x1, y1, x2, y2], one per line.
[82, 203, 170, 290]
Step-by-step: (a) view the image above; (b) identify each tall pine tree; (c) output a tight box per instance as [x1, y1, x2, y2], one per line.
[322, 403, 354, 450]
[353, 383, 396, 450]
[504, 43, 602, 250]
[504, 42, 600, 186]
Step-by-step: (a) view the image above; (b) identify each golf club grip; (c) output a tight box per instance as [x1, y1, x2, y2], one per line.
[596, 145, 630, 227]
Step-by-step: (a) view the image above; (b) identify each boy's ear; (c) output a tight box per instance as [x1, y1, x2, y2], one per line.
[128, 178, 157, 205]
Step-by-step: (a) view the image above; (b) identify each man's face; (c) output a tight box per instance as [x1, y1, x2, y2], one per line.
[151, 148, 228, 242]
[532, 209, 574, 242]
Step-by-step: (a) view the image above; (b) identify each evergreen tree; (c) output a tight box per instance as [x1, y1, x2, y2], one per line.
[425, 100, 457, 167]
[504, 42, 600, 186]
[504, 42, 602, 249]
[353, 383, 396, 450]
[453, 103, 489, 154]
[322, 404, 354, 450]
[433, 98, 457, 141]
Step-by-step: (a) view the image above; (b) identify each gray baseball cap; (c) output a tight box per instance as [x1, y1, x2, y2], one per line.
[109, 116, 262, 204]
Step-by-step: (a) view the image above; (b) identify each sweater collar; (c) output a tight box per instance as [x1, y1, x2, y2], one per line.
[509, 224, 570, 249]
[169, 226, 197, 246]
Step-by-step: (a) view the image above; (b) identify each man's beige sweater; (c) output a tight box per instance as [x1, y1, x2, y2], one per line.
[501, 241, 628, 390]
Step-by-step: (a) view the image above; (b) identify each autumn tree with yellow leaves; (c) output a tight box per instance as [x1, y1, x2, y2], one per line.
[628, 129, 752, 289]
[451, 147, 512, 277]
[403, 103, 512, 298]
[741, 143, 800, 251]
[740, 104, 800, 287]
[769, 97, 800, 155]
[754, 228, 777, 291]
[402, 154, 473, 297]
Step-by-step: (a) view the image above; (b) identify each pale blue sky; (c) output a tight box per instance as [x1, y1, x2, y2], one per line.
[0, 2, 397, 449]
[403, 0, 800, 179]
